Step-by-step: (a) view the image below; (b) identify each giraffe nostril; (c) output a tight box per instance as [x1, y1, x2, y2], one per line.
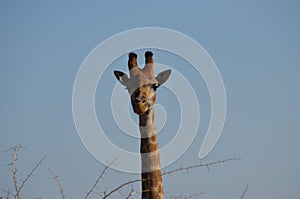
[135, 98, 146, 104]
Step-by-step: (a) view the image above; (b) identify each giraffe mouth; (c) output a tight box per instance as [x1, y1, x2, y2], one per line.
[133, 107, 147, 115]
[133, 103, 149, 115]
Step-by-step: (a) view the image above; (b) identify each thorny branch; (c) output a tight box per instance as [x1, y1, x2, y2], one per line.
[102, 158, 238, 198]
[19, 155, 47, 192]
[6, 189, 11, 199]
[162, 158, 240, 176]
[84, 158, 117, 199]
[12, 144, 21, 199]
[49, 168, 65, 199]
[102, 179, 141, 199]
[2, 189, 15, 199]
[124, 184, 136, 199]
[2, 145, 241, 199]
[167, 192, 205, 199]
[4, 144, 46, 199]
[240, 182, 249, 199]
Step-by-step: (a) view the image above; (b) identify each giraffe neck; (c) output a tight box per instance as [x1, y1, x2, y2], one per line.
[139, 108, 164, 199]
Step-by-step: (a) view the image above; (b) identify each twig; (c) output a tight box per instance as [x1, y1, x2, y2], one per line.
[167, 192, 205, 199]
[2, 189, 15, 199]
[125, 184, 137, 199]
[19, 155, 47, 192]
[12, 144, 21, 199]
[84, 159, 117, 199]
[240, 182, 249, 199]
[49, 168, 65, 199]
[3, 144, 25, 153]
[103, 179, 141, 199]
[162, 158, 240, 176]
[6, 189, 10, 199]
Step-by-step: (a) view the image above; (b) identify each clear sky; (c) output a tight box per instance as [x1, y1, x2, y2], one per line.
[1, 1, 299, 199]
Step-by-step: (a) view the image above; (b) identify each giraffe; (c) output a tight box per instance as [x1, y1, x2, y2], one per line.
[114, 51, 171, 199]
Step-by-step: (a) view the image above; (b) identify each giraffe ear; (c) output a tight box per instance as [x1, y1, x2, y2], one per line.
[114, 70, 130, 86]
[155, 69, 171, 86]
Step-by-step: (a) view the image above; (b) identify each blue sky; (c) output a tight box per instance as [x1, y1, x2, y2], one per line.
[1, 1, 299, 198]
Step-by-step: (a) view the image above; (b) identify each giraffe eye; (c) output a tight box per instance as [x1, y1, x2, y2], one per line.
[152, 84, 159, 91]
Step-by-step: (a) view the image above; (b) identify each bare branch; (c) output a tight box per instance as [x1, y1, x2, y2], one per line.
[167, 192, 205, 199]
[103, 158, 238, 198]
[125, 184, 137, 199]
[3, 144, 25, 153]
[12, 144, 21, 199]
[240, 182, 249, 199]
[19, 155, 46, 192]
[3, 144, 44, 199]
[162, 158, 240, 176]
[6, 189, 10, 199]
[103, 179, 141, 199]
[49, 168, 65, 199]
[84, 159, 117, 199]
[2, 189, 15, 199]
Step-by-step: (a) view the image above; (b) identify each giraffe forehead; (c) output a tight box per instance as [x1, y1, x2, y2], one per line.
[129, 74, 157, 88]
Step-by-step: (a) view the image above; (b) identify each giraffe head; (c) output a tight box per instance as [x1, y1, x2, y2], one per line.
[114, 51, 171, 115]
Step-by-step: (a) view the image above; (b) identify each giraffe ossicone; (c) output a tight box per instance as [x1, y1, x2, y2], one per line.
[114, 51, 171, 199]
